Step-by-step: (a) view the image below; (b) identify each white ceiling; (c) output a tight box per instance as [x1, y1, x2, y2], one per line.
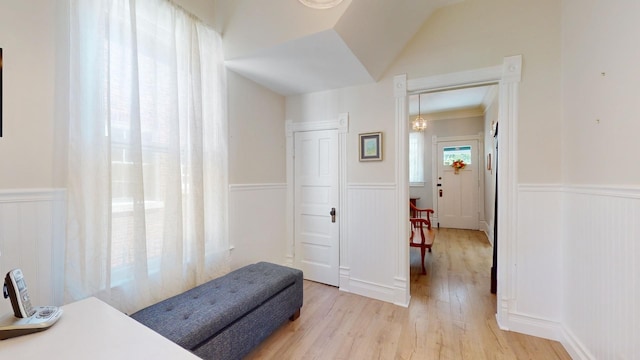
[219, 0, 463, 96]
[409, 85, 497, 116]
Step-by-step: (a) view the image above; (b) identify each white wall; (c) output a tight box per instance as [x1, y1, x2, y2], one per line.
[228, 184, 287, 270]
[0, 0, 58, 189]
[227, 70, 286, 184]
[226, 69, 287, 270]
[0, 1, 69, 311]
[561, 0, 640, 358]
[562, 1, 640, 185]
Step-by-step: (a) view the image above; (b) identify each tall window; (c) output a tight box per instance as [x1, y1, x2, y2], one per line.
[66, 0, 228, 314]
[409, 131, 425, 185]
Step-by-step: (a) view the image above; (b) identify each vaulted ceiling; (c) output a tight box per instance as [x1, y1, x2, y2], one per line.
[216, 0, 464, 96]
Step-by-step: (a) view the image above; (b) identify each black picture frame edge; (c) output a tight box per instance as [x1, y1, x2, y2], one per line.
[358, 131, 383, 162]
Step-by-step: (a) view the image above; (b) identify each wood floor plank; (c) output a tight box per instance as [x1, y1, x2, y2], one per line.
[245, 228, 572, 360]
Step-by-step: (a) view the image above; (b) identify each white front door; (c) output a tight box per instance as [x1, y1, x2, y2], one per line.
[436, 140, 479, 229]
[294, 130, 339, 286]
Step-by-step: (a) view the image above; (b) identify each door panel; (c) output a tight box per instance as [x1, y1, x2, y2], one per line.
[294, 130, 339, 286]
[437, 140, 479, 229]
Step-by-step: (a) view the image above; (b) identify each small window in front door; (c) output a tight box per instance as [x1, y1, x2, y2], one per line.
[442, 145, 472, 165]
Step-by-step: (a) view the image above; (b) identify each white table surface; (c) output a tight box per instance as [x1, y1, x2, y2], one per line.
[0, 297, 200, 359]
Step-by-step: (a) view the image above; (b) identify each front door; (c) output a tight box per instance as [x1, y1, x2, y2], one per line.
[294, 130, 339, 286]
[436, 140, 479, 229]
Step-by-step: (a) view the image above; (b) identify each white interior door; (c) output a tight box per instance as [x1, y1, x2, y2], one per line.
[436, 140, 479, 229]
[294, 130, 339, 286]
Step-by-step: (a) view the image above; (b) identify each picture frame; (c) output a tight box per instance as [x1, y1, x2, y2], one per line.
[359, 132, 382, 161]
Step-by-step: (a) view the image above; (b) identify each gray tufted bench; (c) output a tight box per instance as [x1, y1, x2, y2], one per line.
[130, 262, 303, 360]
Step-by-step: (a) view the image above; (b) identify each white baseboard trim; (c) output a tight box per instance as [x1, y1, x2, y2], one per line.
[560, 325, 596, 360]
[480, 220, 492, 244]
[506, 312, 562, 342]
[393, 276, 410, 307]
[341, 277, 395, 304]
[282, 255, 294, 268]
[339, 266, 351, 292]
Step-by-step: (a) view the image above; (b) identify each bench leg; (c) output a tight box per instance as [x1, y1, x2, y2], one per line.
[289, 309, 301, 321]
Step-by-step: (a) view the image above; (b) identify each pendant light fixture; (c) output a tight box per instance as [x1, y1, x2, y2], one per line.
[412, 94, 427, 132]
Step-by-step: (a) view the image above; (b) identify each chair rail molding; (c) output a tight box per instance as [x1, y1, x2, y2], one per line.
[396, 55, 522, 327]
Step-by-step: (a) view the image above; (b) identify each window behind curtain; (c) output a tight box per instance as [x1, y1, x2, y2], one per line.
[409, 131, 424, 185]
[66, 0, 228, 314]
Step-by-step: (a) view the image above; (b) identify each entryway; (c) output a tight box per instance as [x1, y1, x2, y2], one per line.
[397, 55, 522, 327]
[435, 138, 480, 230]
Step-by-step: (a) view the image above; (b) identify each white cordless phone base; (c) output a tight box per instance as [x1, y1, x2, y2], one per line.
[1, 268, 63, 340]
[0, 306, 63, 340]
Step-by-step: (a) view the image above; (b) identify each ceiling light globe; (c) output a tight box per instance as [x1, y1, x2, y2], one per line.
[299, 0, 344, 10]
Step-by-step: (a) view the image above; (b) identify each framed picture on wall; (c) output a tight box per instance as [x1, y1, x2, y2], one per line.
[359, 132, 382, 161]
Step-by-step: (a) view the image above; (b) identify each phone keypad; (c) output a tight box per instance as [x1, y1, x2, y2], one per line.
[36, 307, 57, 319]
[22, 291, 35, 317]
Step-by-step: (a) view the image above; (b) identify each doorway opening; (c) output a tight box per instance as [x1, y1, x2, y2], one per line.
[395, 55, 522, 326]
[408, 84, 497, 234]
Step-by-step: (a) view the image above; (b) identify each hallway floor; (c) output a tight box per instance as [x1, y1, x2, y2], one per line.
[246, 228, 571, 359]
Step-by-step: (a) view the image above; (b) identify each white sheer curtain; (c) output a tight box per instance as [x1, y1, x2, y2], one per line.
[409, 131, 424, 184]
[66, 0, 228, 314]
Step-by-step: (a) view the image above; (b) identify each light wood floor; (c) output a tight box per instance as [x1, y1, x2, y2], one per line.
[246, 228, 571, 359]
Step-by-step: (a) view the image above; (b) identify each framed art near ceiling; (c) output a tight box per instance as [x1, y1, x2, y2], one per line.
[359, 132, 382, 161]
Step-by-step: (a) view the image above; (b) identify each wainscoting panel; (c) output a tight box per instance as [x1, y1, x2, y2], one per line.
[562, 185, 640, 360]
[0, 189, 66, 315]
[511, 185, 564, 340]
[344, 183, 397, 303]
[228, 184, 287, 270]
